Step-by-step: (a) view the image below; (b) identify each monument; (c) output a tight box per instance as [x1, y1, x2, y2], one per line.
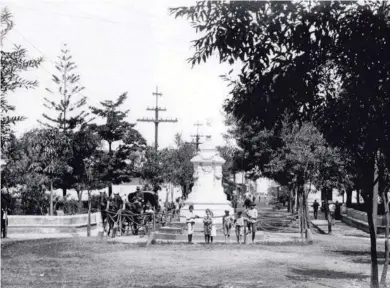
[181, 121, 234, 224]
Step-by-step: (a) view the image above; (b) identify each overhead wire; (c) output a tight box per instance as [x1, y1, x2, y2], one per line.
[9, 4, 193, 46]
[4, 33, 101, 106]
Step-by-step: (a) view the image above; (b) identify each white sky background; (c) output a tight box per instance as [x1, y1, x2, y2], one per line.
[1, 0, 239, 149]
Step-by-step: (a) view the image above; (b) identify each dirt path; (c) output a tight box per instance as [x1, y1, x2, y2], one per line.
[1, 234, 382, 288]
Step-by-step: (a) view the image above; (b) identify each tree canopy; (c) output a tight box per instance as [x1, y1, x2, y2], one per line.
[173, 2, 390, 286]
[1, 8, 42, 147]
[90, 93, 146, 195]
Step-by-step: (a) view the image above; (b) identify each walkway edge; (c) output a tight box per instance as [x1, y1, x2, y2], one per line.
[310, 220, 327, 234]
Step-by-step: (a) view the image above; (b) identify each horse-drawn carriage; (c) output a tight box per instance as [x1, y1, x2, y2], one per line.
[100, 190, 161, 237]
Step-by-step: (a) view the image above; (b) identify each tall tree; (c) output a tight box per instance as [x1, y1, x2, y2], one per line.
[1, 8, 42, 147]
[69, 126, 102, 212]
[29, 129, 73, 215]
[39, 43, 89, 132]
[39, 44, 91, 197]
[173, 2, 390, 286]
[140, 146, 166, 190]
[171, 134, 196, 198]
[90, 93, 146, 196]
[216, 145, 240, 200]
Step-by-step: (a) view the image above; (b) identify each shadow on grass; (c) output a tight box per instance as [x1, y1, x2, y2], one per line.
[331, 249, 389, 265]
[287, 268, 368, 281]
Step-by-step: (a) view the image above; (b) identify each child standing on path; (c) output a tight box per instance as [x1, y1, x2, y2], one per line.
[222, 210, 234, 244]
[246, 203, 258, 244]
[234, 211, 244, 244]
[186, 205, 199, 244]
[203, 209, 213, 243]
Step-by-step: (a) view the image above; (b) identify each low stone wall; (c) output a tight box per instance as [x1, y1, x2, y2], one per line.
[9, 213, 100, 226]
[345, 208, 385, 226]
[342, 208, 389, 234]
[7, 212, 102, 234]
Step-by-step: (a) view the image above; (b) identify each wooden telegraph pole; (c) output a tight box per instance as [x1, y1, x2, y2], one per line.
[137, 86, 178, 150]
[191, 121, 204, 151]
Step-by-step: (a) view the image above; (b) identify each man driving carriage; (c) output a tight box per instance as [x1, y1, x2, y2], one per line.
[118, 187, 160, 235]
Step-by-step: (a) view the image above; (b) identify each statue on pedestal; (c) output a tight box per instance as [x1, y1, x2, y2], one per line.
[181, 119, 234, 223]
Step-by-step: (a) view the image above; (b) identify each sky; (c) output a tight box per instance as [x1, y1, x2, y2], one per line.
[1, 0, 240, 149]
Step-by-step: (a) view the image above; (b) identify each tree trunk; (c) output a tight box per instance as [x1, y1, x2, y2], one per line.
[378, 158, 389, 287]
[346, 187, 353, 208]
[298, 194, 304, 242]
[87, 190, 91, 237]
[108, 184, 113, 197]
[367, 199, 380, 288]
[291, 188, 295, 213]
[373, 176, 379, 234]
[380, 191, 389, 287]
[304, 190, 313, 243]
[50, 179, 54, 216]
[165, 183, 169, 208]
[357, 189, 361, 205]
[363, 156, 379, 288]
[62, 188, 67, 198]
[108, 141, 113, 197]
[323, 188, 332, 234]
[76, 189, 82, 214]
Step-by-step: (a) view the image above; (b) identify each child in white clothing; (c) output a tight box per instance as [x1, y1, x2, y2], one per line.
[234, 211, 244, 244]
[186, 205, 199, 244]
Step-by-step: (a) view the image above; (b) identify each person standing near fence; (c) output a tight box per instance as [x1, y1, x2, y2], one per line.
[234, 211, 244, 244]
[1, 205, 8, 238]
[312, 200, 320, 220]
[246, 203, 258, 244]
[222, 210, 234, 244]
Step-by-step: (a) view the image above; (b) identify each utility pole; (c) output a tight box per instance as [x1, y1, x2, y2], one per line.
[137, 86, 177, 150]
[191, 121, 204, 151]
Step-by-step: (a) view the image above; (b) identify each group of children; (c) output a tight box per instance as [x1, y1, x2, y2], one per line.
[185, 202, 259, 244]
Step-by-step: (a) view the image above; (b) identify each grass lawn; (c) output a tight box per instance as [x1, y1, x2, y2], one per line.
[2, 234, 385, 288]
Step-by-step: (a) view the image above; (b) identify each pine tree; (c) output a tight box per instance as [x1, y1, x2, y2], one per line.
[39, 43, 89, 132]
[90, 93, 146, 196]
[39, 44, 91, 197]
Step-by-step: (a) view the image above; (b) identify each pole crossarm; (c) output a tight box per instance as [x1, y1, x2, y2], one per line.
[137, 118, 156, 122]
[158, 118, 178, 123]
[191, 121, 205, 151]
[147, 107, 167, 111]
[137, 86, 178, 150]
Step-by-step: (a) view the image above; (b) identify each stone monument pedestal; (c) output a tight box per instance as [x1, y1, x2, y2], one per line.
[180, 134, 234, 224]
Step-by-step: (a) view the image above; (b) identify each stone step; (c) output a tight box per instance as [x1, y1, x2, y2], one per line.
[158, 227, 183, 234]
[169, 222, 187, 228]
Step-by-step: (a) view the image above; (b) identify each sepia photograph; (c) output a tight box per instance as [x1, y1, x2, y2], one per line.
[1, 1, 390, 287]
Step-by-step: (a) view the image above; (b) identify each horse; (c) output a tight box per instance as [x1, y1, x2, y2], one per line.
[121, 201, 143, 235]
[99, 192, 108, 232]
[106, 194, 123, 237]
